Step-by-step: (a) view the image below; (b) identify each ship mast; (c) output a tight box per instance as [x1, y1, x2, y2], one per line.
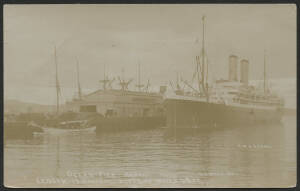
[196, 56, 202, 94]
[136, 62, 144, 91]
[176, 72, 180, 90]
[99, 64, 109, 90]
[263, 50, 267, 94]
[200, 15, 209, 101]
[54, 46, 60, 114]
[138, 63, 141, 90]
[76, 58, 82, 99]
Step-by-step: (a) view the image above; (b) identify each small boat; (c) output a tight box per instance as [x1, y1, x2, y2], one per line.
[39, 120, 96, 134]
[35, 48, 96, 134]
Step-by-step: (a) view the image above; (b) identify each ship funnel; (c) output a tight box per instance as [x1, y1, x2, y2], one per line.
[228, 55, 238, 81]
[240, 59, 249, 85]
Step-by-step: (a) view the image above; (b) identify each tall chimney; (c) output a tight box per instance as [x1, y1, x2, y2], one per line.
[228, 55, 238, 81]
[240, 59, 249, 85]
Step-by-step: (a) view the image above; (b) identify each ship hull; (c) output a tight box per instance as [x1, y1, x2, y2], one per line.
[165, 98, 283, 129]
[95, 116, 166, 132]
[41, 126, 96, 134]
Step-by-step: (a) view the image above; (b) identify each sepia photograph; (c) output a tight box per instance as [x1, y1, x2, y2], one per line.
[3, 4, 297, 188]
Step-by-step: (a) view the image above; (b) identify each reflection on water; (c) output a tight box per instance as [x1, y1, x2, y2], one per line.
[4, 116, 296, 188]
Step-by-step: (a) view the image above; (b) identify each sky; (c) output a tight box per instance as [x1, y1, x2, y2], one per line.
[4, 4, 296, 105]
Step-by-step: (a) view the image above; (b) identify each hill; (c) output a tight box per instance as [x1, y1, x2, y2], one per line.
[4, 99, 56, 114]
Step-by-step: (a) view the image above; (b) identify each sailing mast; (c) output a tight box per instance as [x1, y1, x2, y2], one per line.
[200, 15, 209, 101]
[54, 46, 60, 114]
[263, 50, 267, 94]
[104, 63, 106, 89]
[196, 56, 202, 94]
[138, 63, 141, 91]
[176, 72, 180, 90]
[76, 58, 82, 99]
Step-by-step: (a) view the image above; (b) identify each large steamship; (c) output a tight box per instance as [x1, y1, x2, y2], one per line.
[164, 16, 284, 129]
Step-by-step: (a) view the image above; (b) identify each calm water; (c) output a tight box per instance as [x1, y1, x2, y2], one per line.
[4, 115, 296, 188]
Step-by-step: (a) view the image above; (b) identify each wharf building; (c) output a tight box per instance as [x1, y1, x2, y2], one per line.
[65, 88, 165, 118]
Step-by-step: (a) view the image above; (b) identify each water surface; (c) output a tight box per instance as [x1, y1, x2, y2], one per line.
[4, 115, 296, 188]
